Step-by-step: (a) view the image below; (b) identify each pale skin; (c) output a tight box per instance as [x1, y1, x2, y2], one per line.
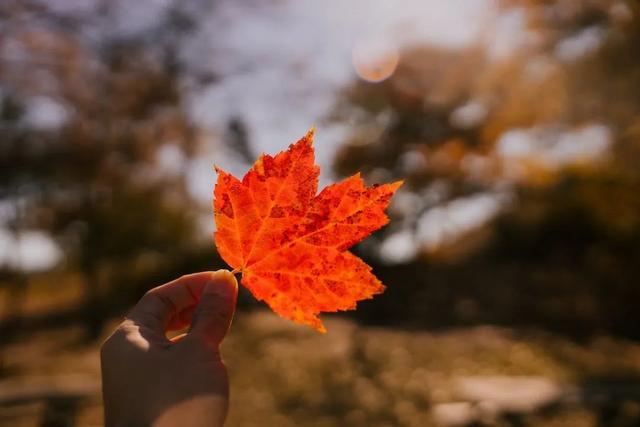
[100, 270, 238, 427]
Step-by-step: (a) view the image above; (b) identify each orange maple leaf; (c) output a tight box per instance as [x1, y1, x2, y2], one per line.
[213, 128, 402, 332]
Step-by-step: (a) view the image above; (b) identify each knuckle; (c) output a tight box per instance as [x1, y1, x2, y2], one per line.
[141, 289, 157, 301]
[100, 320, 137, 360]
[197, 307, 230, 324]
[199, 295, 231, 311]
[182, 336, 221, 358]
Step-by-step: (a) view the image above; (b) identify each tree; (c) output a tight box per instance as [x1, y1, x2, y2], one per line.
[331, 0, 640, 337]
[0, 2, 209, 338]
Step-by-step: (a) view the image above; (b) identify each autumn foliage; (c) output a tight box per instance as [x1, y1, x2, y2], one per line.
[214, 129, 402, 332]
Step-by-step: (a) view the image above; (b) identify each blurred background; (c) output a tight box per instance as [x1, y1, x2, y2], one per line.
[1, 0, 640, 426]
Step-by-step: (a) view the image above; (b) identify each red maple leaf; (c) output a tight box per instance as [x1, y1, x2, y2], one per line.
[213, 128, 402, 332]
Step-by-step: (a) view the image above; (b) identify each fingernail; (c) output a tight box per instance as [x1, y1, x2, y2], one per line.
[204, 270, 238, 297]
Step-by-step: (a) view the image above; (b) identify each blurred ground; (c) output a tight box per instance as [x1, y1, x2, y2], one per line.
[2, 282, 640, 427]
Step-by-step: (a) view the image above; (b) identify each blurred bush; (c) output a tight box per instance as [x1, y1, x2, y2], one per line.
[0, 1, 218, 338]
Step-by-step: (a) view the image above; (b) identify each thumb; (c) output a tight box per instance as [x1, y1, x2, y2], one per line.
[188, 270, 238, 346]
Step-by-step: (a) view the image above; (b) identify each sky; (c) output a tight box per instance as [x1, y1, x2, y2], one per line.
[181, 0, 496, 203]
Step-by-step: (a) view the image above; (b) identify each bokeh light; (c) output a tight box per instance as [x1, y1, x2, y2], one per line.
[351, 38, 400, 83]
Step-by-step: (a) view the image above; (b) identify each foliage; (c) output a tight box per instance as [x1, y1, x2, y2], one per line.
[0, 2, 208, 337]
[214, 130, 401, 332]
[332, 0, 640, 338]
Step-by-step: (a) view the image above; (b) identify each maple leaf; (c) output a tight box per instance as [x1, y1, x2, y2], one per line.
[213, 128, 402, 332]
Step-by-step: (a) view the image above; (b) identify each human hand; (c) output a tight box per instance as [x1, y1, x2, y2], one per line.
[100, 270, 238, 427]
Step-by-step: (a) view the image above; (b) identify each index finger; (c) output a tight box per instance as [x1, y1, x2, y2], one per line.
[127, 271, 221, 337]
